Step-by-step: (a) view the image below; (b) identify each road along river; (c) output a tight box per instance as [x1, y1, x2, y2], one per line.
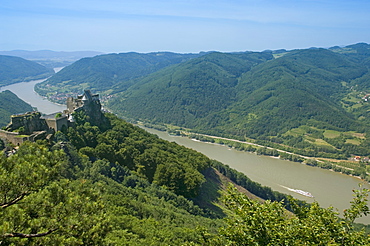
[2, 79, 370, 224]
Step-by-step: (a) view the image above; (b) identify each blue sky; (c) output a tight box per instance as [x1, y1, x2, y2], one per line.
[1, 0, 369, 53]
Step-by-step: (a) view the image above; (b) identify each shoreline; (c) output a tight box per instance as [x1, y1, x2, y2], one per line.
[147, 125, 370, 184]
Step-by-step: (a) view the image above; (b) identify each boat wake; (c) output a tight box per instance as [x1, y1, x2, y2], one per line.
[280, 185, 314, 198]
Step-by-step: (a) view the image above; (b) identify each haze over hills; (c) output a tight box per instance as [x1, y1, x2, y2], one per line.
[0, 55, 54, 86]
[0, 50, 103, 68]
[35, 43, 370, 157]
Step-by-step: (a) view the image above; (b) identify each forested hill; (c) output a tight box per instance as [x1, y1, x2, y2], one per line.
[35, 52, 202, 102]
[206, 48, 367, 138]
[33, 43, 370, 157]
[2, 110, 370, 245]
[106, 44, 370, 157]
[0, 90, 34, 126]
[109, 47, 367, 131]
[0, 55, 54, 86]
[108, 51, 273, 127]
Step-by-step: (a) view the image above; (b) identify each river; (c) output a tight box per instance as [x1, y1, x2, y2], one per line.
[2, 78, 370, 224]
[142, 127, 370, 224]
[0, 79, 65, 114]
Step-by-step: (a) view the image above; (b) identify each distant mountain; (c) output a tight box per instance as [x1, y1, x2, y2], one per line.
[35, 52, 202, 102]
[0, 55, 54, 86]
[107, 48, 368, 136]
[34, 43, 370, 156]
[0, 50, 103, 68]
[207, 48, 368, 138]
[0, 50, 102, 60]
[0, 90, 34, 126]
[108, 51, 273, 127]
[105, 44, 370, 157]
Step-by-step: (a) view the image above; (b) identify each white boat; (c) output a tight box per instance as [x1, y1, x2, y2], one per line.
[280, 185, 314, 198]
[288, 188, 314, 198]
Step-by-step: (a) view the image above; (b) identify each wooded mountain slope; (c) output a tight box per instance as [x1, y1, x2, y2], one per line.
[108, 45, 370, 133]
[35, 43, 370, 157]
[203, 48, 368, 138]
[109, 51, 273, 127]
[0, 90, 33, 126]
[0, 55, 54, 86]
[35, 52, 201, 101]
[2, 110, 369, 245]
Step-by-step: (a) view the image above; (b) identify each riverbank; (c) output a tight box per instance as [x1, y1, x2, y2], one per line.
[140, 125, 370, 224]
[137, 122, 370, 183]
[0, 79, 66, 114]
[5, 81, 370, 224]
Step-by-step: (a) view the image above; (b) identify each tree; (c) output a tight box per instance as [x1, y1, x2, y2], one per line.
[0, 142, 65, 210]
[0, 142, 109, 245]
[205, 185, 370, 245]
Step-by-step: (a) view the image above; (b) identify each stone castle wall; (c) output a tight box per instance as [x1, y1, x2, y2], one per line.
[1, 90, 103, 146]
[6, 111, 49, 134]
[0, 129, 30, 146]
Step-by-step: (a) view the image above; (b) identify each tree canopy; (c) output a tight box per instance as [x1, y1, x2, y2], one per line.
[1, 113, 370, 245]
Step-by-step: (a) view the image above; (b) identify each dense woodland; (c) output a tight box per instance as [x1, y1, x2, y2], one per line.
[0, 90, 34, 126]
[0, 111, 369, 245]
[0, 55, 54, 86]
[2, 43, 370, 244]
[35, 52, 202, 102]
[34, 43, 370, 158]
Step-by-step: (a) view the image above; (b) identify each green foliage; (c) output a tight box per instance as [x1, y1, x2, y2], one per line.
[65, 113, 211, 198]
[108, 52, 272, 128]
[0, 90, 34, 127]
[1, 112, 370, 244]
[0, 55, 54, 86]
[203, 186, 370, 245]
[1, 179, 110, 246]
[0, 142, 109, 245]
[105, 47, 370, 157]
[0, 134, 221, 245]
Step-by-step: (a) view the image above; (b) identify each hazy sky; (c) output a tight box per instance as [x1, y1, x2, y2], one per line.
[1, 0, 369, 53]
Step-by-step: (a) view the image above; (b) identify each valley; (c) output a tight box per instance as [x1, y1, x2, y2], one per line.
[34, 44, 370, 165]
[3, 78, 370, 224]
[2, 43, 370, 244]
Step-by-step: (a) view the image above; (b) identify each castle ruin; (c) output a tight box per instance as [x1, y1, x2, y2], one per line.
[0, 90, 103, 146]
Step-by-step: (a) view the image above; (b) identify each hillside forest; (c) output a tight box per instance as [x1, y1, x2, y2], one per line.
[34, 43, 370, 162]
[1, 110, 370, 245]
[2, 43, 370, 244]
